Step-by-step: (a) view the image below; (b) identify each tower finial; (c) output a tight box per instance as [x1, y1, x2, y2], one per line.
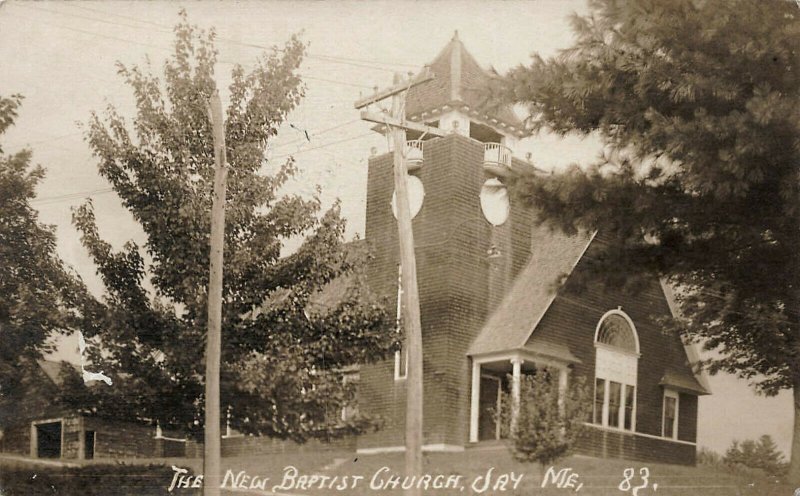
[449, 30, 462, 101]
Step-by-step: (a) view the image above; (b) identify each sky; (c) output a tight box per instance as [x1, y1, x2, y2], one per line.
[0, 0, 792, 456]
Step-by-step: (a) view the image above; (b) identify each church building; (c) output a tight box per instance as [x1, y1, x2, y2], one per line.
[355, 34, 710, 466]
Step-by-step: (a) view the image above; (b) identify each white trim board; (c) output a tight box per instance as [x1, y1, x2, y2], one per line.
[30, 418, 65, 459]
[356, 444, 465, 455]
[582, 422, 696, 447]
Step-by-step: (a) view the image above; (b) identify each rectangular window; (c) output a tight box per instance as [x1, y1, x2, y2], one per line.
[594, 376, 635, 431]
[608, 381, 622, 428]
[594, 378, 605, 424]
[84, 431, 95, 459]
[341, 372, 359, 421]
[624, 385, 635, 431]
[394, 347, 408, 380]
[394, 264, 407, 380]
[663, 391, 678, 439]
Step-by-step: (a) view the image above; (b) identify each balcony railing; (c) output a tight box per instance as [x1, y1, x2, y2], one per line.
[483, 143, 512, 177]
[405, 140, 424, 171]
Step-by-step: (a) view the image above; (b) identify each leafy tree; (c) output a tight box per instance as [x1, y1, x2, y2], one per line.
[496, 371, 590, 470]
[724, 435, 787, 478]
[494, 0, 800, 480]
[0, 95, 86, 421]
[67, 14, 394, 441]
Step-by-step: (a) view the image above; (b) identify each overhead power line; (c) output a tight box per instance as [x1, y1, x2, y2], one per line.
[29, 126, 377, 206]
[16, 2, 419, 72]
[271, 132, 375, 160]
[271, 118, 363, 150]
[8, 9, 375, 90]
[17, 131, 84, 147]
[10, 4, 390, 206]
[31, 187, 115, 206]
[10, 11, 177, 55]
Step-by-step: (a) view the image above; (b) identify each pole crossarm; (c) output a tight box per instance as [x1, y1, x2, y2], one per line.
[354, 68, 434, 109]
[360, 111, 447, 137]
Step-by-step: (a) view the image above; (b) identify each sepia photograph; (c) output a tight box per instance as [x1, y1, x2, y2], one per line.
[0, 1, 797, 494]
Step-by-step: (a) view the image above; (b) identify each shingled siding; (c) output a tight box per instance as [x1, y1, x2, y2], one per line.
[0, 415, 164, 460]
[61, 416, 82, 459]
[83, 417, 159, 459]
[358, 141, 404, 450]
[577, 427, 696, 466]
[184, 436, 358, 457]
[0, 416, 84, 459]
[523, 237, 701, 461]
[359, 134, 531, 450]
[678, 393, 698, 442]
[0, 424, 29, 455]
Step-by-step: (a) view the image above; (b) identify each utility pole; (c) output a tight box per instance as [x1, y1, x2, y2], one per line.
[355, 71, 445, 496]
[204, 90, 227, 496]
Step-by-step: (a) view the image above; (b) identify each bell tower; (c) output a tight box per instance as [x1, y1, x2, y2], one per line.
[357, 33, 534, 452]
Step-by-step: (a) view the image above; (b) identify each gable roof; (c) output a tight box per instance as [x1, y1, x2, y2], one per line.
[660, 370, 710, 395]
[250, 239, 372, 319]
[403, 32, 529, 137]
[468, 230, 711, 397]
[659, 280, 713, 394]
[36, 359, 80, 386]
[467, 227, 594, 356]
[522, 337, 582, 364]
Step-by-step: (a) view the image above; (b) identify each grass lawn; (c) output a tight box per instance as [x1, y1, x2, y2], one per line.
[2, 448, 791, 495]
[0, 454, 187, 495]
[198, 446, 793, 496]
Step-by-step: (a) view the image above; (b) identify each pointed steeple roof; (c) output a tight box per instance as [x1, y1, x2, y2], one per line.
[404, 33, 529, 137]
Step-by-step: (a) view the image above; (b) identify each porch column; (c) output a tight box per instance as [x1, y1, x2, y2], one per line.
[510, 357, 523, 432]
[469, 360, 481, 443]
[77, 417, 85, 460]
[30, 423, 36, 457]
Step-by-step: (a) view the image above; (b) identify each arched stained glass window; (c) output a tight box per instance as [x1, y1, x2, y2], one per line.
[593, 310, 639, 432]
[597, 313, 638, 353]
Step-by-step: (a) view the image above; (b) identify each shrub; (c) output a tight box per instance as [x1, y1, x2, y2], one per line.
[697, 446, 723, 467]
[495, 369, 591, 469]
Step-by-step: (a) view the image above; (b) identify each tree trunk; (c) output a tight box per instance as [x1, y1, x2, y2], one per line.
[789, 383, 800, 485]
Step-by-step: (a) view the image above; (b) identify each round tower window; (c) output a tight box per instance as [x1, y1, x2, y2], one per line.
[479, 178, 510, 226]
[391, 175, 425, 220]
